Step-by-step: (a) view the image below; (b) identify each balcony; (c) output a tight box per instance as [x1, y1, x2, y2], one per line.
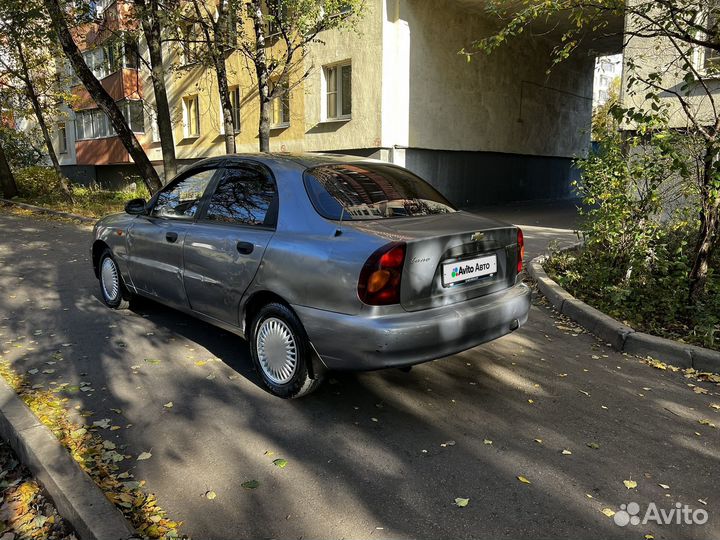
[76, 136, 129, 166]
[72, 68, 142, 110]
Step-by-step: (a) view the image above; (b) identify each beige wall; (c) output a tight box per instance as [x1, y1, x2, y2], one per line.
[621, 13, 720, 130]
[382, 0, 594, 159]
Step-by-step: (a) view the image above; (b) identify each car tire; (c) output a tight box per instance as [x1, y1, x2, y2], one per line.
[250, 302, 322, 399]
[98, 248, 132, 310]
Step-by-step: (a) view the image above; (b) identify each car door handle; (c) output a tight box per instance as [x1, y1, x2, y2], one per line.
[236, 241, 254, 255]
[166, 232, 178, 243]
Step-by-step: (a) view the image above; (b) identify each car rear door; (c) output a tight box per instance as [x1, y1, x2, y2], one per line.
[182, 162, 278, 326]
[127, 166, 221, 307]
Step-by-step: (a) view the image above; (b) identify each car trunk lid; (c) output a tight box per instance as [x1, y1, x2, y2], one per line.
[347, 211, 520, 311]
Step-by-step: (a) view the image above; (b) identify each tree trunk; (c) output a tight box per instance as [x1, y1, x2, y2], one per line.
[688, 146, 720, 303]
[138, 0, 177, 181]
[15, 39, 74, 203]
[44, 0, 163, 193]
[216, 56, 236, 154]
[0, 139, 19, 199]
[249, 0, 270, 152]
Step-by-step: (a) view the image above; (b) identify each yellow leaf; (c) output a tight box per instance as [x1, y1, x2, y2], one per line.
[658, 483, 670, 489]
[561, 449, 572, 455]
[534, 439, 543, 444]
[483, 439, 493, 445]
[623, 479, 637, 489]
[601, 507, 616, 517]
[205, 490, 216, 500]
[454, 497, 469, 507]
[517, 475, 531, 484]
[163, 402, 173, 408]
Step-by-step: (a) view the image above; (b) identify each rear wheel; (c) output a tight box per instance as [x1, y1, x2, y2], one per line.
[250, 302, 322, 398]
[98, 249, 131, 310]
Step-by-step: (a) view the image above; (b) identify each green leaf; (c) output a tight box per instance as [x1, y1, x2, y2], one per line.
[454, 497, 470, 507]
[273, 458, 288, 468]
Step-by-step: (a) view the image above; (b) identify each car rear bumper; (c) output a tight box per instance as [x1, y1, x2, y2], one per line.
[293, 282, 531, 371]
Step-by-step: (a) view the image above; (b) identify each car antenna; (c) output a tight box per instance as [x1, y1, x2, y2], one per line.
[335, 205, 345, 237]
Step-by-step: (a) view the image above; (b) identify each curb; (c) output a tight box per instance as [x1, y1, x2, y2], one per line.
[1, 198, 96, 224]
[528, 253, 720, 372]
[0, 378, 136, 540]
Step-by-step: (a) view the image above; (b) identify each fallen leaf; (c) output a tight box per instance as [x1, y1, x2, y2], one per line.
[561, 449, 572, 455]
[527, 399, 534, 404]
[194, 360, 207, 367]
[164, 402, 173, 408]
[658, 483, 670, 489]
[517, 475, 531, 484]
[587, 442, 600, 449]
[440, 440, 456, 447]
[205, 490, 217, 500]
[27, 369, 38, 375]
[698, 419, 716, 428]
[601, 508, 616, 517]
[137, 452, 152, 461]
[534, 439, 543, 444]
[623, 479, 637, 489]
[241, 480, 259, 489]
[698, 498, 707, 505]
[273, 458, 288, 468]
[483, 439, 493, 445]
[579, 390, 590, 397]
[454, 497, 469, 507]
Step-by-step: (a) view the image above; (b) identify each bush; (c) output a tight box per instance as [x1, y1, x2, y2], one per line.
[545, 126, 720, 350]
[14, 166, 67, 199]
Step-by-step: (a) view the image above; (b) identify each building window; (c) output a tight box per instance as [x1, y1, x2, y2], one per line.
[270, 81, 290, 128]
[179, 24, 202, 66]
[74, 100, 144, 140]
[183, 95, 200, 138]
[78, 37, 139, 81]
[123, 100, 145, 133]
[323, 62, 351, 120]
[221, 86, 241, 134]
[58, 123, 68, 154]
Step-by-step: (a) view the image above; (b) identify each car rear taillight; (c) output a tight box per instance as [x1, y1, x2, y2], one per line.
[517, 227, 525, 273]
[358, 242, 406, 305]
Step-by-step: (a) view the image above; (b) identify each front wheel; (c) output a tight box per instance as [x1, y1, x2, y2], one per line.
[98, 249, 132, 310]
[250, 303, 322, 398]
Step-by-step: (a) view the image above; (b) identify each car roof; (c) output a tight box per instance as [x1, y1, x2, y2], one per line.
[189, 152, 385, 171]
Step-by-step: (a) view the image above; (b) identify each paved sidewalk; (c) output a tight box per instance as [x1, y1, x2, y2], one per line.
[0, 206, 718, 540]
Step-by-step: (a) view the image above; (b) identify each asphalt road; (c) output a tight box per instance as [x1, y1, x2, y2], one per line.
[0, 207, 719, 540]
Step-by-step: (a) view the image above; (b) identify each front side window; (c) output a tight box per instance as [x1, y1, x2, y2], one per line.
[324, 62, 351, 120]
[304, 163, 456, 220]
[204, 167, 277, 226]
[151, 168, 216, 219]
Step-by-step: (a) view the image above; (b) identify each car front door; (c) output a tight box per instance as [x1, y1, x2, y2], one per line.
[183, 163, 278, 325]
[127, 166, 220, 307]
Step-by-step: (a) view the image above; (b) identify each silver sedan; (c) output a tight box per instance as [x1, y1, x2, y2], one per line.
[91, 154, 531, 398]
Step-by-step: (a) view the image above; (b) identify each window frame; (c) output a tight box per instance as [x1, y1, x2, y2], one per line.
[58, 123, 68, 154]
[694, 4, 720, 77]
[322, 61, 352, 121]
[270, 80, 290, 129]
[146, 164, 225, 221]
[197, 161, 279, 230]
[183, 95, 200, 139]
[220, 86, 241, 134]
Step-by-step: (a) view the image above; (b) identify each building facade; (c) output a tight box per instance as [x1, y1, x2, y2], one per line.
[55, 0, 619, 206]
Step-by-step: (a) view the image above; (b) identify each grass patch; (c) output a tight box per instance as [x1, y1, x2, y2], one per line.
[9, 167, 149, 219]
[0, 360, 184, 539]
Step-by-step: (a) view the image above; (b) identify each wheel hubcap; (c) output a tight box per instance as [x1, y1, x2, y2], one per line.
[256, 317, 297, 384]
[101, 257, 120, 301]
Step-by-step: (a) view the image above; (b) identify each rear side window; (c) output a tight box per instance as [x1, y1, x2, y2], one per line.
[203, 167, 278, 227]
[303, 163, 456, 220]
[152, 168, 216, 219]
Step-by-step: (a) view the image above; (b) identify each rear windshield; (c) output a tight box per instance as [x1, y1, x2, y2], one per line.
[303, 163, 457, 220]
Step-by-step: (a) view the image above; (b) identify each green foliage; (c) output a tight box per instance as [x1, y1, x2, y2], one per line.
[0, 127, 44, 170]
[13, 167, 149, 218]
[546, 126, 719, 349]
[592, 76, 621, 141]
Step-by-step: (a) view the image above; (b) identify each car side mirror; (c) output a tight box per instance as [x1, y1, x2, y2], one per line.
[125, 198, 147, 215]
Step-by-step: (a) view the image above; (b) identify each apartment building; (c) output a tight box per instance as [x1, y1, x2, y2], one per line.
[55, 0, 622, 206]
